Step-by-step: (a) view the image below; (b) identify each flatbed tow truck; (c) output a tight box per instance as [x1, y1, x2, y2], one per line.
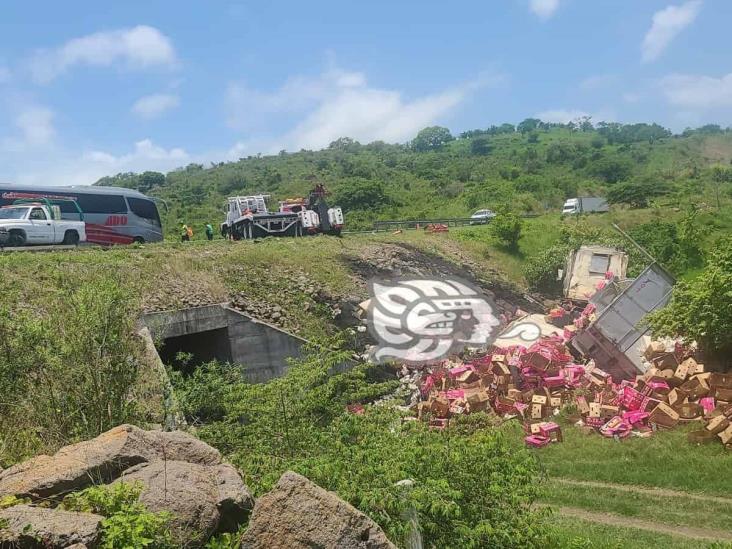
[221, 185, 344, 240]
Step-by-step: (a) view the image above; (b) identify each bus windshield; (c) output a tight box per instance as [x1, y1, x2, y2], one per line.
[0, 207, 28, 219]
[127, 197, 161, 227]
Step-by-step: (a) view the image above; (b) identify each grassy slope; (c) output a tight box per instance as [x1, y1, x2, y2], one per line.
[3, 234, 732, 546]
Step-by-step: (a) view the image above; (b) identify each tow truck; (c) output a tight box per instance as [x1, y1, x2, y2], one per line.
[0, 198, 86, 247]
[221, 185, 344, 240]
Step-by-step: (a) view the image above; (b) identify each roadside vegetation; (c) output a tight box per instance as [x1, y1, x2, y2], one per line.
[171, 347, 548, 548]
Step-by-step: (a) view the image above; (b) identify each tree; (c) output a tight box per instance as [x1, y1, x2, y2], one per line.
[709, 164, 732, 210]
[333, 179, 389, 211]
[648, 236, 732, 359]
[628, 221, 684, 273]
[588, 156, 634, 183]
[491, 212, 523, 250]
[607, 179, 670, 208]
[526, 131, 539, 144]
[138, 171, 165, 193]
[328, 137, 361, 152]
[470, 136, 493, 156]
[411, 126, 454, 152]
[517, 118, 541, 134]
[590, 135, 605, 149]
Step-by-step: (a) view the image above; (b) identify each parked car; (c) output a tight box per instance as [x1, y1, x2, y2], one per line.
[0, 199, 86, 247]
[469, 209, 496, 224]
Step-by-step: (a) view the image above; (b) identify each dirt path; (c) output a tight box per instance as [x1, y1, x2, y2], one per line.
[550, 505, 732, 542]
[552, 477, 732, 506]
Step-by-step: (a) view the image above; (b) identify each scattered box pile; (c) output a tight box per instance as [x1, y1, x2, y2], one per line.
[410, 335, 732, 450]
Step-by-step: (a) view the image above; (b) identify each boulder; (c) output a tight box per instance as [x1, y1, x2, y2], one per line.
[0, 425, 221, 501]
[240, 471, 396, 549]
[0, 504, 102, 548]
[115, 461, 253, 546]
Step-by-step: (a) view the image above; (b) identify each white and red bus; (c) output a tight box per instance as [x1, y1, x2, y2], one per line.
[0, 184, 164, 244]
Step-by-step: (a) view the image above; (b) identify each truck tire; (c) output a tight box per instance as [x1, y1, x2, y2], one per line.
[7, 230, 25, 247]
[133, 236, 145, 244]
[63, 231, 80, 245]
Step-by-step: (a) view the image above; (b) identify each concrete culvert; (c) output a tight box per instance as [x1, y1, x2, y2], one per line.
[141, 304, 311, 383]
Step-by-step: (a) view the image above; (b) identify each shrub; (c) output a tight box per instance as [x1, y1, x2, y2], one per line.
[607, 179, 670, 208]
[177, 346, 547, 548]
[648, 236, 732, 358]
[168, 361, 241, 424]
[491, 212, 523, 250]
[588, 156, 633, 183]
[63, 483, 175, 549]
[333, 179, 389, 211]
[470, 136, 493, 156]
[0, 272, 145, 463]
[523, 244, 571, 294]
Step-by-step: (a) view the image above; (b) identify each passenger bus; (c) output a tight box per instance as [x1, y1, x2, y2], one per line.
[0, 183, 164, 244]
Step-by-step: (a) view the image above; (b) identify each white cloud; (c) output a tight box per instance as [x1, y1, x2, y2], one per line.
[30, 25, 178, 83]
[226, 66, 501, 152]
[536, 109, 591, 124]
[529, 0, 560, 20]
[225, 68, 368, 130]
[536, 108, 616, 124]
[14, 106, 55, 146]
[642, 1, 702, 63]
[131, 93, 180, 119]
[3, 139, 189, 187]
[82, 139, 188, 168]
[285, 88, 464, 151]
[660, 72, 732, 109]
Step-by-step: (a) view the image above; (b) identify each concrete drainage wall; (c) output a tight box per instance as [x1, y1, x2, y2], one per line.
[142, 304, 309, 383]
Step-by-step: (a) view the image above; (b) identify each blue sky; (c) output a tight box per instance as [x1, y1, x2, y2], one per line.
[1, 0, 730, 185]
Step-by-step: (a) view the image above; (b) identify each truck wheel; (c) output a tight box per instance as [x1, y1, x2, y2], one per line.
[7, 231, 25, 247]
[133, 236, 145, 244]
[63, 231, 80, 245]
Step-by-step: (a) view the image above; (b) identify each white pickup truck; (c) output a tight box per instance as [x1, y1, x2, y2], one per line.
[0, 203, 86, 247]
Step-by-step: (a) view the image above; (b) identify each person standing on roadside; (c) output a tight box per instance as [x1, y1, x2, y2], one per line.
[181, 224, 190, 242]
[186, 224, 194, 241]
[205, 223, 214, 241]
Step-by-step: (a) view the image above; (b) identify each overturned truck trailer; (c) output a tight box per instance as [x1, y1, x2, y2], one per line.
[572, 263, 675, 380]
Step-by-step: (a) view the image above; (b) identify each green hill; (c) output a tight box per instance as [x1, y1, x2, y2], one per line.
[95, 122, 732, 234]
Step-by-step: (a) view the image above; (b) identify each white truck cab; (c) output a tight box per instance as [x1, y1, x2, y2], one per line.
[562, 198, 580, 215]
[0, 201, 86, 247]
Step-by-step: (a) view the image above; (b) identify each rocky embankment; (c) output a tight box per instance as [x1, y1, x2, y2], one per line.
[0, 425, 395, 548]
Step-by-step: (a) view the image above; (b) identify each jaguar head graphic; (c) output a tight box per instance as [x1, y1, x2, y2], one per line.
[367, 278, 501, 364]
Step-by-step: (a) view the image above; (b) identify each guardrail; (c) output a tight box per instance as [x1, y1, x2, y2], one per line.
[370, 213, 540, 232]
[373, 218, 476, 231]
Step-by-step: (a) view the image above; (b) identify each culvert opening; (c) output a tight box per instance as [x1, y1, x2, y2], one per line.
[142, 304, 312, 383]
[158, 327, 233, 374]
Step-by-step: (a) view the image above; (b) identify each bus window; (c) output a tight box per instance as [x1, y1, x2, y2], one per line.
[74, 194, 128, 214]
[127, 197, 161, 227]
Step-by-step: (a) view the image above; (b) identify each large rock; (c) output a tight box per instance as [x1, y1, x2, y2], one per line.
[0, 425, 221, 501]
[115, 461, 254, 546]
[240, 471, 396, 549]
[0, 504, 102, 548]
